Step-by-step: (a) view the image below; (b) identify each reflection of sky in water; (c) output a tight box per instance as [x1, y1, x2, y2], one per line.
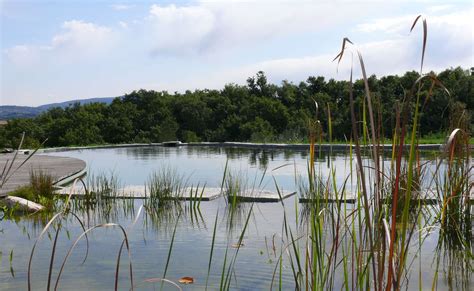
[44, 146, 443, 195]
[1, 146, 470, 290]
[44, 146, 359, 192]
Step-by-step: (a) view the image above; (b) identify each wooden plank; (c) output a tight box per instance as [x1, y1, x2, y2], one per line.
[0, 153, 86, 197]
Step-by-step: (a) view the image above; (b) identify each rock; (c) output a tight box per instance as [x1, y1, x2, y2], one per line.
[2, 196, 45, 212]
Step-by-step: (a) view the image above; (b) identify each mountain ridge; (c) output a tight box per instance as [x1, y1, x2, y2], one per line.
[0, 97, 117, 120]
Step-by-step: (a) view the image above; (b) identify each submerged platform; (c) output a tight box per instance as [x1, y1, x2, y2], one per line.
[0, 153, 86, 197]
[55, 185, 223, 201]
[232, 189, 296, 202]
[299, 190, 474, 204]
[55, 185, 298, 202]
[299, 192, 357, 203]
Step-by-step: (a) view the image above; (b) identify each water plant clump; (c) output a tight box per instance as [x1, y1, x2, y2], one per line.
[66, 172, 136, 224]
[437, 129, 472, 249]
[223, 168, 247, 207]
[144, 166, 187, 215]
[8, 170, 56, 211]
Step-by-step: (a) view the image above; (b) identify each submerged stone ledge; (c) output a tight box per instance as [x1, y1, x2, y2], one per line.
[54, 186, 297, 202]
[232, 189, 296, 202]
[55, 186, 223, 200]
[299, 190, 474, 204]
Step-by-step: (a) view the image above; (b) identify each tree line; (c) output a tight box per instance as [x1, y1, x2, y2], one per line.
[1, 67, 472, 148]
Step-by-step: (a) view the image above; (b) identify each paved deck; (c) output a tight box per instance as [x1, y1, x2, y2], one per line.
[0, 153, 86, 197]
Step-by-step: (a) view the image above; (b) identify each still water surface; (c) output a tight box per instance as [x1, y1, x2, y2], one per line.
[0, 146, 469, 290]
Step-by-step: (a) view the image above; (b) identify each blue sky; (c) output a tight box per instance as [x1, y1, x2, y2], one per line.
[1, 0, 473, 106]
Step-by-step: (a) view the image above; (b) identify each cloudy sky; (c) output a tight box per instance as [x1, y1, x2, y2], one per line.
[1, 0, 473, 106]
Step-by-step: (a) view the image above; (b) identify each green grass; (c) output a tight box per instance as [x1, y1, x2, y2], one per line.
[9, 170, 56, 210]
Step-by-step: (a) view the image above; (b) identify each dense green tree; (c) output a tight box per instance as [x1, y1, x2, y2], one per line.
[0, 67, 471, 148]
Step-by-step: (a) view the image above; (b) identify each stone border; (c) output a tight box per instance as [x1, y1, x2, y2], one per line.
[37, 141, 450, 153]
[54, 167, 87, 187]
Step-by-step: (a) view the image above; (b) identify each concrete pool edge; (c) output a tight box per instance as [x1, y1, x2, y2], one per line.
[36, 142, 453, 153]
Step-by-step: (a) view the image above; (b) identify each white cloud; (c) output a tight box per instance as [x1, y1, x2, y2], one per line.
[119, 21, 128, 29]
[4, 45, 40, 66]
[2, 1, 472, 106]
[146, 4, 216, 55]
[163, 18, 471, 93]
[355, 7, 473, 36]
[353, 8, 473, 71]
[356, 15, 415, 34]
[111, 4, 134, 11]
[142, 2, 377, 56]
[428, 5, 453, 13]
[4, 20, 116, 65]
[52, 20, 113, 50]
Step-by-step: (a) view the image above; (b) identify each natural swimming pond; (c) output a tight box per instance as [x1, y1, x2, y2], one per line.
[0, 146, 472, 290]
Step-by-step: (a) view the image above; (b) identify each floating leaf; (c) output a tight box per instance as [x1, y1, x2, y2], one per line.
[179, 276, 194, 284]
[231, 242, 244, 248]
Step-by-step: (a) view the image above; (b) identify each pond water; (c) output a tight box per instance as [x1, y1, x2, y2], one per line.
[0, 146, 471, 290]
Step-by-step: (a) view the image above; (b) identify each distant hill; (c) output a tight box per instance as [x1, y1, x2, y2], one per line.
[0, 97, 117, 120]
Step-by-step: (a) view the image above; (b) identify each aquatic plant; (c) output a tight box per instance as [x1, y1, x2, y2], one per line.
[8, 170, 56, 210]
[223, 168, 247, 207]
[146, 166, 187, 204]
[9, 15, 473, 291]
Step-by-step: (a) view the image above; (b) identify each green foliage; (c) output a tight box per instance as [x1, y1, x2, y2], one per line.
[0, 68, 472, 148]
[240, 117, 275, 142]
[9, 170, 56, 210]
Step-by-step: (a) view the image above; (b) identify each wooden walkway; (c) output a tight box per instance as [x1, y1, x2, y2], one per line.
[0, 153, 86, 197]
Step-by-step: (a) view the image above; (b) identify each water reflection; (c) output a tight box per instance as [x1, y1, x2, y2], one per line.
[1, 146, 471, 290]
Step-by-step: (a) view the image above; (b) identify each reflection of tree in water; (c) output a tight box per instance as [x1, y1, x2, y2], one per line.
[283, 150, 296, 161]
[121, 146, 336, 171]
[247, 149, 273, 170]
[299, 151, 308, 159]
[123, 146, 176, 160]
[185, 146, 223, 157]
[249, 150, 257, 165]
[259, 151, 270, 170]
[224, 147, 245, 160]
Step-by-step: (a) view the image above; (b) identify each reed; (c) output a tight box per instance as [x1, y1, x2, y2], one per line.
[146, 166, 187, 206]
[13, 15, 473, 291]
[9, 170, 56, 210]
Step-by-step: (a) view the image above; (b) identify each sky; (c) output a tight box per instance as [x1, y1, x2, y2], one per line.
[1, 0, 473, 106]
